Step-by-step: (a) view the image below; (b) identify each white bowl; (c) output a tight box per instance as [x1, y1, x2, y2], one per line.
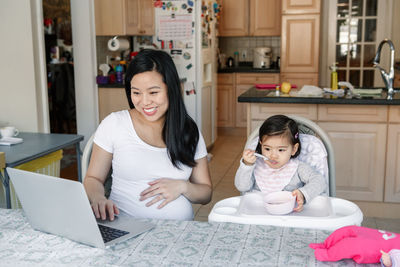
[263, 191, 296, 215]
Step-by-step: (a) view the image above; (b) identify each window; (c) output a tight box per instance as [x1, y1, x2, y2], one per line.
[325, 0, 392, 88]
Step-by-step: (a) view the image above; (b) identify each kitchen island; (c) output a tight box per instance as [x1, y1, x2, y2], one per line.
[238, 87, 400, 218]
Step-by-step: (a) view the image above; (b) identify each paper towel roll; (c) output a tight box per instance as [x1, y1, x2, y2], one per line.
[107, 38, 130, 51]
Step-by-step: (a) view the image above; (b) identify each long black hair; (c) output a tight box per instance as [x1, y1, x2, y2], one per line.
[255, 115, 301, 158]
[124, 49, 199, 168]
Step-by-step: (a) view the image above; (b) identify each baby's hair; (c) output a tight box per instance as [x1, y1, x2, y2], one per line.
[255, 115, 301, 158]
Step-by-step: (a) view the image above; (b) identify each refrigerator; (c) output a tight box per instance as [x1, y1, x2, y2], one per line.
[153, 0, 218, 147]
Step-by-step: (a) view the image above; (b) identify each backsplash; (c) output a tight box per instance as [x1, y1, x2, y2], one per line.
[218, 36, 281, 62]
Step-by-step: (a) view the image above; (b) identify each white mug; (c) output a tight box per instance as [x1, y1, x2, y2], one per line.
[0, 126, 19, 138]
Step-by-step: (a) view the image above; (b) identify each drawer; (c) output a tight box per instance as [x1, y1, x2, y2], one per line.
[389, 106, 400, 123]
[250, 103, 318, 121]
[236, 73, 280, 84]
[318, 105, 388, 123]
[217, 73, 234, 85]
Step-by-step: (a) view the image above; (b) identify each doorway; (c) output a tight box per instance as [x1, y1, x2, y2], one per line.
[42, 0, 77, 179]
[43, 0, 77, 135]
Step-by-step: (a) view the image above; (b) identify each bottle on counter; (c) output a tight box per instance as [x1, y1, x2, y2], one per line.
[115, 63, 124, 84]
[330, 62, 338, 90]
[234, 51, 239, 68]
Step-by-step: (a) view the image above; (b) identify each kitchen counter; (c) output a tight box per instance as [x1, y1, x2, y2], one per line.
[241, 86, 400, 215]
[218, 61, 280, 73]
[238, 87, 400, 105]
[218, 66, 280, 73]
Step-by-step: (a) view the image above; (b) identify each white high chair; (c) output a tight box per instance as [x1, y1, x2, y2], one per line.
[208, 115, 363, 231]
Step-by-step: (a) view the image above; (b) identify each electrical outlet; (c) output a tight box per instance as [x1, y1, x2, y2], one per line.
[240, 49, 247, 61]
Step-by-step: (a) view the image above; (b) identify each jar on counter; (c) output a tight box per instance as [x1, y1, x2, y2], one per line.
[234, 51, 239, 67]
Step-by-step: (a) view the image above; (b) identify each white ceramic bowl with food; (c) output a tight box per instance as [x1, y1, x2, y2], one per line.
[263, 191, 296, 215]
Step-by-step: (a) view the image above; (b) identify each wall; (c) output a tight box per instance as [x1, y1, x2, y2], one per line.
[0, 0, 49, 132]
[218, 36, 281, 63]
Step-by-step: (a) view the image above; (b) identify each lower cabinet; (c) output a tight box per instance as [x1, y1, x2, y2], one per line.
[217, 74, 235, 127]
[318, 121, 387, 202]
[98, 87, 129, 121]
[217, 73, 280, 128]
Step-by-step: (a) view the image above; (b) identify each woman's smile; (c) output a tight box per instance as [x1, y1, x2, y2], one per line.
[143, 107, 157, 116]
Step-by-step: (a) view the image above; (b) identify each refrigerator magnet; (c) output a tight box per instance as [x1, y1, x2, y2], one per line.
[183, 52, 191, 60]
[186, 63, 192, 69]
[171, 50, 182, 55]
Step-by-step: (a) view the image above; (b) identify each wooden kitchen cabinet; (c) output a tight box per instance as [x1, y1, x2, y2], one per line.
[248, 103, 317, 135]
[318, 121, 387, 202]
[94, 0, 154, 36]
[249, 0, 281, 36]
[219, 0, 281, 36]
[280, 0, 320, 87]
[235, 73, 279, 127]
[98, 87, 129, 121]
[385, 106, 400, 202]
[318, 105, 388, 202]
[217, 74, 235, 127]
[282, 0, 321, 14]
[280, 14, 320, 73]
[218, 0, 248, 36]
[385, 123, 400, 202]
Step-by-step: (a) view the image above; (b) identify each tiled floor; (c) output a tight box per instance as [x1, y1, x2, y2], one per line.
[60, 127, 400, 232]
[193, 127, 400, 233]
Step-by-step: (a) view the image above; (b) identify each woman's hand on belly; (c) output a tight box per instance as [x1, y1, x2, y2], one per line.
[139, 178, 187, 209]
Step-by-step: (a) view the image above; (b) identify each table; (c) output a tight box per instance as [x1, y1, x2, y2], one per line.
[0, 132, 84, 208]
[0, 209, 379, 266]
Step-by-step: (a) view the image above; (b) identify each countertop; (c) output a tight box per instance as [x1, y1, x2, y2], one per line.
[238, 87, 400, 105]
[218, 66, 280, 73]
[218, 61, 280, 73]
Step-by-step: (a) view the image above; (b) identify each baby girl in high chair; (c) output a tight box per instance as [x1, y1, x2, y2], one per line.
[234, 114, 326, 211]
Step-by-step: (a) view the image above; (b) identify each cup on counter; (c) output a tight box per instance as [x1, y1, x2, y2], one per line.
[0, 126, 19, 138]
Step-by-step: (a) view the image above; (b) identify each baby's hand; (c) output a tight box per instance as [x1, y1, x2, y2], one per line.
[242, 149, 256, 165]
[292, 189, 304, 212]
[380, 250, 392, 267]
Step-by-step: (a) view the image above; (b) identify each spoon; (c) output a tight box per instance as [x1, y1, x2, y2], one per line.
[254, 153, 270, 161]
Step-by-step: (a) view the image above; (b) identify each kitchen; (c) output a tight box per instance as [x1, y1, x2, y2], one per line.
[2, 0, 400, 264]
[1, 0, 400, 209]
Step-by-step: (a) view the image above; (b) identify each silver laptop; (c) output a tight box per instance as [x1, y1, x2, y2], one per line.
[7, 167, 155, 249]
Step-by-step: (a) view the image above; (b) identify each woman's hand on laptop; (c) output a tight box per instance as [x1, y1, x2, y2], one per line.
[91, 196, 119, 221]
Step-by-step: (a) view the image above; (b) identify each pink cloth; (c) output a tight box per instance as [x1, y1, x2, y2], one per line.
[254, 158, 298, 194]
[309, 226, 400, 264]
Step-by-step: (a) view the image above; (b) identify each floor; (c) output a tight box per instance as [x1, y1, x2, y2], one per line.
[60, 127, 400, 233]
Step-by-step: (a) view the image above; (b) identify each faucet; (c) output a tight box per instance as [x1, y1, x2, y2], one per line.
[373, 39, 395, 99]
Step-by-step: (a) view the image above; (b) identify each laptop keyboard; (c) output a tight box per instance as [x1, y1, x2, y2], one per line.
[98, 224, 129, 243]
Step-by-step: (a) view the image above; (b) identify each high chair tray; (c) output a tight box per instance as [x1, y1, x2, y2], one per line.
[208, 192, 363, 231]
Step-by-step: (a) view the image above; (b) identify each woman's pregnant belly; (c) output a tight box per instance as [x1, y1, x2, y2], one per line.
[109, 179, 193, 221]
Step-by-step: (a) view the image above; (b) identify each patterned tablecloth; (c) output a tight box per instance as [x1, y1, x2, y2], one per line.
[0, 209, 379, 266]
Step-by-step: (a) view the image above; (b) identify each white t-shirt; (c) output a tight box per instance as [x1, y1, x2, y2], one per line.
[94, 110, 207, 220]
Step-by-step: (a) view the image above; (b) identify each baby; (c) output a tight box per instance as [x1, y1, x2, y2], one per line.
[234, 115, 326, 211]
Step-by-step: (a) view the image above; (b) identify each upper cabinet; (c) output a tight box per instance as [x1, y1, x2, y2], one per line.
[218, 0, 248, 36]
[219, 0, 280, 36]
[282, 0, 320, 14]
[94, 0, 154, 36]
[280, 0, 320, 86]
